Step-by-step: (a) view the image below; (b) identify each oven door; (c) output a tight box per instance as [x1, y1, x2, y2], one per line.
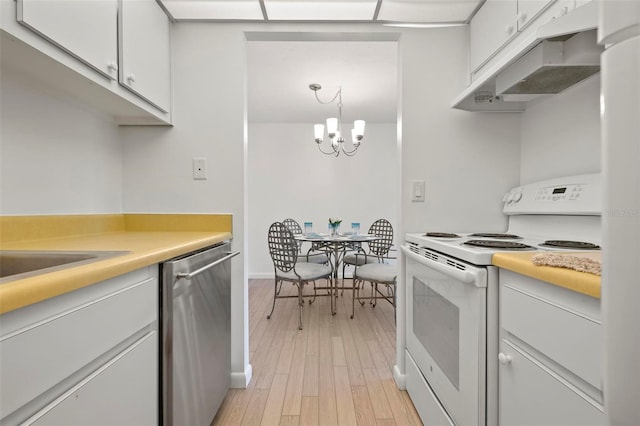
[403, 246, 487, 426]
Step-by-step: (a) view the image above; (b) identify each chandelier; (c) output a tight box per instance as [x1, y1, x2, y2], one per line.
[309, 83, 365, 157]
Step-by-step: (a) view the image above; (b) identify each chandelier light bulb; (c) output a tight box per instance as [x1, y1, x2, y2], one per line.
[314, 123, 325, 143]
[353, 120, 366, 138]
[351, 128, 361, 146]
[326, 117, 338, 137]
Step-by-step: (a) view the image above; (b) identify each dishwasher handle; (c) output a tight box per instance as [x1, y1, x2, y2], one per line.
[176, 250, 240, 280]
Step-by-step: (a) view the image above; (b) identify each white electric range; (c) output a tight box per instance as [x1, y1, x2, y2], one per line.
[401, 173, 601, 426]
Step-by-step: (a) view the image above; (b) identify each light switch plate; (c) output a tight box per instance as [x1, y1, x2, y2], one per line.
[411, 180, 425, 202]
[193, 158, 207, 180]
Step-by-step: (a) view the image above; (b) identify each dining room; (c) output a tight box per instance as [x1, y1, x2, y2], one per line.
[246, 38, 401, 281]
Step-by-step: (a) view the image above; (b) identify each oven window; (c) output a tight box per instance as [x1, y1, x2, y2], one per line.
[413, 277, 460, 389]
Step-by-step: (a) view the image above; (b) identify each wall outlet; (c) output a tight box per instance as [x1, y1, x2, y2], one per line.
[411, 180, 425, 202]
[193, 158, 207, 180]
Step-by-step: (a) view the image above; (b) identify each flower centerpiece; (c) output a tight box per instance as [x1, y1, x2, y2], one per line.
[328, 218, 342, 236]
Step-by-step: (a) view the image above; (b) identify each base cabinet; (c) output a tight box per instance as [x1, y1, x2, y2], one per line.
[0, 267, 158, 425]
[498, 270, 605, 426]
[500, 340, 604, 425]
[30, 331, 157, 426]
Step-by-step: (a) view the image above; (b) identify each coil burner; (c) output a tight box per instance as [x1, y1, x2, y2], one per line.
[425, 232, 461, 238]
[540, 240, 601, 250]
[464, 240, 534, 250]
[468, 233, 522, 239]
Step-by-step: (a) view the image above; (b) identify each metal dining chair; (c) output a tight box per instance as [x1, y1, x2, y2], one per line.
[350, 219, 397, 319]
[342, 218, 394, 278]
[267, 222, 333, 330]
[282, 218, 329, 265]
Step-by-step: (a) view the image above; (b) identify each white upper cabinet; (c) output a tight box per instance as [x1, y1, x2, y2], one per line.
[2, 0, 171, 124]
[470, 0, 557, 73]
[470, 0, 518, 73]
[517, 0, 556, 31]
[17, 0, 118, 80]
[119, 0, 171, 113]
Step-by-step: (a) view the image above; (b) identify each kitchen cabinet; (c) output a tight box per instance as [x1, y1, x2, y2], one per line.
[0, 267, 158, 424]
[119, 0, 171, 113]
[17, 0, 118, 80]
[498, 270, 605, 425]
[469, 0, 518, 73]
[1, 0, 171, 124]
[469, 0, 557, 73]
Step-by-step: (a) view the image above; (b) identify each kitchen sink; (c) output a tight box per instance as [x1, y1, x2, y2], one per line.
[0, 250, 130, 283]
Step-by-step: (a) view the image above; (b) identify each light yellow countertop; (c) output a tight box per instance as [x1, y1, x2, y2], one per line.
[0, 214, 232, 314]
[492, 251, 601, 299]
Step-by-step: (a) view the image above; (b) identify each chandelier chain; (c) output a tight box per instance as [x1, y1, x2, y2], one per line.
[313, 87, 342, 105]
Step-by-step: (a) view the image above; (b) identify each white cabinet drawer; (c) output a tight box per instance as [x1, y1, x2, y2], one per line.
[500, 340, 605, 425]
[0, 276, 157, 417]
[501, 284, 602, 391]
[27, 331, 158, 426]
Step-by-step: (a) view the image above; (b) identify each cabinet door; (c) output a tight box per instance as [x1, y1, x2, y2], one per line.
[29, 331, 158, 426]
[17, 0, 118, 79]
[119, 0, 171, 112]
[499, 341, 605, 426]
[517, 0, 557, 31]
[469, 0, 518, 72]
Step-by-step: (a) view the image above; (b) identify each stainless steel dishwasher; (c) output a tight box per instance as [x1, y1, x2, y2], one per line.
[161, 242, 239, 426]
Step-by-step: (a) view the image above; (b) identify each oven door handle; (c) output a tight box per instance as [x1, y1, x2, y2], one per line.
[402, 246, 479, 284]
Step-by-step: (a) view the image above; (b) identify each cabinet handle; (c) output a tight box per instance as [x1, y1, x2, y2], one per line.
[127, 74, 136, 84]
[517, 12, 527, 24]
[108, 62, 118, 72]
[498, 352, 513, 365]
[505, 24, 514, 35]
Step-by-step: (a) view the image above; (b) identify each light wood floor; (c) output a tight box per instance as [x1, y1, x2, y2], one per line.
[212, 278, 422, 426]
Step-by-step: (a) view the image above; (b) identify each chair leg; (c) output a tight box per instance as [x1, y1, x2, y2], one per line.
[267, 278, 278, 320]
[308, 280, 318, 305]
[351, 278, 357, 319]
[298, 282, 304, 330]
[358, 280, 366, 306]
[372, 283, 378, 308]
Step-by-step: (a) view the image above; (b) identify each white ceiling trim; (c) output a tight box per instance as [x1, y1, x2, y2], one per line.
[161, 0, 484, 23]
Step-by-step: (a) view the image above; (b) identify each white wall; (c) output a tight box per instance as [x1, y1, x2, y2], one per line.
[119, 23, 249, 385]
[0, 66, 122, 215]
[248, 122, 398, 277]
[399, 29, 521, 235]
[520, 75, 601, 183]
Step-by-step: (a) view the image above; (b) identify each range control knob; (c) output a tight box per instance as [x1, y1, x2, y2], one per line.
[512, 192, 523, 202]
[502, 192, 511, 202]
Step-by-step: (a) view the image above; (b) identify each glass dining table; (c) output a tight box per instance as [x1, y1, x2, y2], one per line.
[294, 232, 380, 314]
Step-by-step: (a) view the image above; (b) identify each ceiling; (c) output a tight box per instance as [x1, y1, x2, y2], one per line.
[164, 1, 484, 124]
[247, 41, 398, 123]
[160, 0, 484, 24]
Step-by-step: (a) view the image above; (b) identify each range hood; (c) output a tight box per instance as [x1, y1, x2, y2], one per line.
[452, 1, 603, 111]
[496, 30, 601, 100]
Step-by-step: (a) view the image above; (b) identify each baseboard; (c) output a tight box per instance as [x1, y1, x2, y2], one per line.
[230, 364, 253, 389]
[393, 364, 406, 390]
[248, 272, 273, 279]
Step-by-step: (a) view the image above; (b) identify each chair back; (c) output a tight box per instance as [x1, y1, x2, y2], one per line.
[282, 218, 303, 234]
[268, 222, 298, 272]
[368, 219, 394, 258]
[282, 218, 304, 252]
